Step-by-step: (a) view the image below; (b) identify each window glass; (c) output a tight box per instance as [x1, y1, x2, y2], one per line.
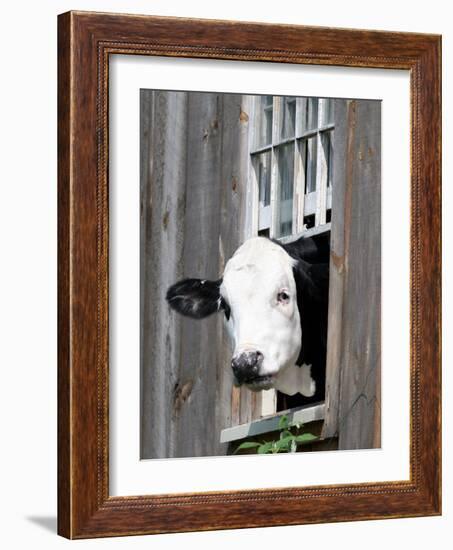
[276, 143, 294, 237]
[253, 151, 271, 207]
[302, 98, 319, 133]
[280, 97, 296, 140]
[328, 131, 334, 187]
[251, 95, 334, 240]
[322, 98, 334, 126]
[304, 136, 318, 193]
[321, 130, 334, 187]
[255, 95, 273, 148]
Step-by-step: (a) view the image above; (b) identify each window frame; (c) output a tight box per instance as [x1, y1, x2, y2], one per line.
[247, 95, 334, 243]
[239, 94, 335, 422]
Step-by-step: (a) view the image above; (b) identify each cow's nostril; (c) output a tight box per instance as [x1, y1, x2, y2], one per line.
[232, 351, 264, 384]
[231, 357, 248, 384]
[231, 360, 241, 375]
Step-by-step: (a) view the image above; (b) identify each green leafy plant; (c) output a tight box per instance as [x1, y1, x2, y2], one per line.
[233, 415, 318, 455]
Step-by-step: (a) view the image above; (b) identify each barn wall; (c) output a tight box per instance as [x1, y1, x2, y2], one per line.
[140, 90, 188, 459]
[141, 92, 381, 458]
[140, 90, 258, 459]
[323, 99, 381, 450]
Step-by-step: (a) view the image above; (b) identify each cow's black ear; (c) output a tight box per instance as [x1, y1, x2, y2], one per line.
[166, 278, 222, 319]
[282, 233, 330, 264]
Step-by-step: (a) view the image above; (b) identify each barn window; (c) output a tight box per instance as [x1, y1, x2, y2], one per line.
[221, 96, 380, 454]
[244, 95, 333, 418]
[249, 95, 334, 243]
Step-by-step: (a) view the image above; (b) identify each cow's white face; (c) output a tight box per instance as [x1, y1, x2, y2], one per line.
[220, 237, 302, 392]
[166, 236, 319, 397]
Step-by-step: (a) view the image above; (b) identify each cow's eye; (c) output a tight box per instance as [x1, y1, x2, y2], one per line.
[277, 290, 290, 304]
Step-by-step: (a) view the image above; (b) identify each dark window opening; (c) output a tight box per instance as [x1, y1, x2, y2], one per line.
[277, 391, 313, 411]
[304, 214, 315, 229]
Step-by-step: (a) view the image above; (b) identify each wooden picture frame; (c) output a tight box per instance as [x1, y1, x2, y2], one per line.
[58, 11, 441, 539]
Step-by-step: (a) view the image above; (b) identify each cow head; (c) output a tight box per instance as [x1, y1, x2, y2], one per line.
[166, 236, 329, 397]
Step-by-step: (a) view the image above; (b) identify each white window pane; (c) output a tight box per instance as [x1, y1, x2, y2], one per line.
[302, 98, 319, 133]
[280, 96, 296, 140]
[304, 192, 317, 217]
[304, 136, 317, 193]
[276, 143, 294, 238]
[321, 130, 334, 187]
[255, 95, 273, 148]
[322, 99, 334, 126]
[329, 132, 334, 187]
[253, 151, 271, 207]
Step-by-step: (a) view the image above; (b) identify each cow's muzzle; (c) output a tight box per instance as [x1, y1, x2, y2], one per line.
[231, 350, 264, 385]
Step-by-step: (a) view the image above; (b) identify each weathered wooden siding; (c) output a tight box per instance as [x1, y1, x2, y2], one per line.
[140, 90, 258, 459]
[323, 99, 381, 449]
[140, 90, 189, 459]
[141, 92, 381, 458]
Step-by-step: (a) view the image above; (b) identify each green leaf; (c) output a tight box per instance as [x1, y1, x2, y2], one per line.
[257, 442, 274, 454]
[274, 435, 295, 451]
[294, 433, 318, 444]
[278, 415, 289, 430]
[233, 441, 261, 454]
[276, 435, 296, 447]
[280, 430, 292, 440]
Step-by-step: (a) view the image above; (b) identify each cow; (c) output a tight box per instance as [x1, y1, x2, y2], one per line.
[166, 233, 329, 402]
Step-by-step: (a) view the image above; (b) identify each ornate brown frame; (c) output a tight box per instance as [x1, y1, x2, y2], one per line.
[58, 11, 441, 539]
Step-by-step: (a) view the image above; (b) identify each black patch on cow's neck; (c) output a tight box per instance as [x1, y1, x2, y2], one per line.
[273, 233, 330, 402]
[292, 260, 329, 365]
[279, 231, 330, 264]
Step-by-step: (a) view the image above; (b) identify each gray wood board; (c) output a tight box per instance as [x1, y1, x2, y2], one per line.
[323, 99, 381, 449]
[140, 91, 252, 458]
[140, 90, 189, 458]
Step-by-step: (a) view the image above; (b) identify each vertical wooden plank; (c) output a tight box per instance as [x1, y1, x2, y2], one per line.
[244, 95, 258, 239]
[323, 99, 381, 449]
[338, 99, 381, 449]
[260, 389, 277, 416]
[231, 386, 241, 427]
[172, 92, 224, 457]
[323, 99, 348, 440]
[139, 90, 151, 457]
[263, 96, 280, 415]
[140, 90, 189, 458]
[269, 96, 280, 238]
[295, 98, 306, 233]
[315, 100, 328, 226]
[373, 312, 382, 449]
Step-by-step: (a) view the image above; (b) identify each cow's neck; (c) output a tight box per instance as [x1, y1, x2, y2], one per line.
[273, 363, 316, 397]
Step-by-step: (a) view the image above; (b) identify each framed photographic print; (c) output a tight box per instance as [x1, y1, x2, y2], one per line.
[58, 11, 441, 538]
